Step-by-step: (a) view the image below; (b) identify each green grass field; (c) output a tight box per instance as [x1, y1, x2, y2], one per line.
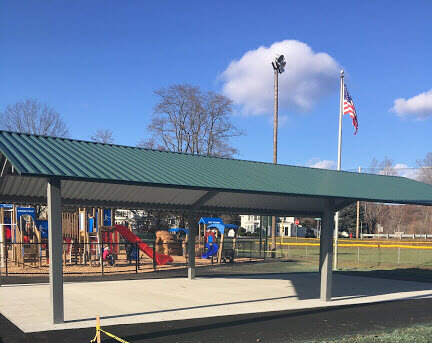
[276, 244, 432, 269]
[306, 324, 432, 342]
[234, 238, 432, 271]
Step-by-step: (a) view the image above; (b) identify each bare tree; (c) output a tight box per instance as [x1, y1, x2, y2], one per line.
[379, 156, 397, 176]
[369, 158, 379, 174]
[0, 98, 69, 137]
[414, 153, 432, 235]
[416, 152, 432, 184]
[363, 202, 382, 234]
[363, 157, 393, 233]
[364, 156, 432, 235]
[91, 129, 115, 144]
[139, 84, 242, 157]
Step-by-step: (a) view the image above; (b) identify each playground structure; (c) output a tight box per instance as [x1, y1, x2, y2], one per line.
[101, 224, 173, 265]
[156, 230, 183, 256]
[167, 228, 190, 258]
[198, 217, 238, 263]
[1, 205, 46, 267]
[0, 210, 242, 272]
[0, 205, 176, 268]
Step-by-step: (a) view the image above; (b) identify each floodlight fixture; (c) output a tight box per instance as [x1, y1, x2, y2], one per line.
[272, 54, 286, 74]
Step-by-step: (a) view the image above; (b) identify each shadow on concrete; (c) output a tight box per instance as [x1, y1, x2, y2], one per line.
[338, 268, 432, 283]
[196, 271, 432, 301]
[63, 271, 432, 325]
[65, 294, 297, 323]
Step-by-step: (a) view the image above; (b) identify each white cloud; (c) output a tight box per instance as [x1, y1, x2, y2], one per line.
[394, 164, 418, 179]
[376, 163, 418, 179]
[306, 158, 336, 170]
[390, 90, 432, 119]
[220, 40, 340, 116]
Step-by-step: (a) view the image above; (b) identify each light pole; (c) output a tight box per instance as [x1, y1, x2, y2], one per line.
[271, 54, 286, 256]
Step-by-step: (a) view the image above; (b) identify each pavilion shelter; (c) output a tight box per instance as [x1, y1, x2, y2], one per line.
[1, 131, 432, 324]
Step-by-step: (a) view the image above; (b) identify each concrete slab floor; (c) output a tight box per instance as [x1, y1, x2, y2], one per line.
[1, 273, 432, 333]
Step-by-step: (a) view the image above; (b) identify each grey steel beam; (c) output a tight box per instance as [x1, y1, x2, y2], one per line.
[47, 178, 64, 323]
[187, 191, 219, 280]
[0, 194, 324, 217]
[199, 206, 322, 218]
[187, 212, 196, 280]
[189, 190, 219, 211]
[319, 199, 335, 302]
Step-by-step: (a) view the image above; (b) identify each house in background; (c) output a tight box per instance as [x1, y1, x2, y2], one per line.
[240, 215, 297, 236]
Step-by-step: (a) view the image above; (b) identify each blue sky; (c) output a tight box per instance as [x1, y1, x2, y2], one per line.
[1, 1, 431, 174]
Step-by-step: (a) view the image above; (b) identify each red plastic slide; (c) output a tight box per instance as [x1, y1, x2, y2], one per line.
[114, 224, 173, 266]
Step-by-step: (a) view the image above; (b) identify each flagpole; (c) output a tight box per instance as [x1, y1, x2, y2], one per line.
[334, 70, 344, 270]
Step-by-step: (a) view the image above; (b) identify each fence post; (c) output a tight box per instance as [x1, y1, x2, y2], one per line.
[249, 241, 252, 262]
[135, 241, 138, 274]
[397, 247, 401, 267]
[100, 241, 104, 276]
[96, 315, 101, 343]
[288, 244, 291, 259]
[357, 245, 360, 263]
[5, 240, 8, 277]
[279, 237, 282, 257]
[378, 244, 381, 266]
[152, 240, 156, 272]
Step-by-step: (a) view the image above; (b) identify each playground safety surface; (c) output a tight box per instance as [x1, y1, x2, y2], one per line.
[1, 272, 432, 333]
[2, 298, 432, 343]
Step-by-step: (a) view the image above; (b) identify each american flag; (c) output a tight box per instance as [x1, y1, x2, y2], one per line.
[343, 83, 358, 134]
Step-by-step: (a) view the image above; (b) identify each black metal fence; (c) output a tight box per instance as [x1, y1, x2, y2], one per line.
[0, 239, 264, 278]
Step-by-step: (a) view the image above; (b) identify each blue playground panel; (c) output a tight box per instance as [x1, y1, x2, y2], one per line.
[168, 228, 189, 235]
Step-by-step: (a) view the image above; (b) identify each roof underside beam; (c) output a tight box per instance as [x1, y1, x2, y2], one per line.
[0, 193, 322, 217]
[189, 190, 219, 211]
[1, 174, 431, 216]
[0, 156, 14, 192]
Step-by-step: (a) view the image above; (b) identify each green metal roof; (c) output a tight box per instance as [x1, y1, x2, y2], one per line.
[0, 130, 432, 206]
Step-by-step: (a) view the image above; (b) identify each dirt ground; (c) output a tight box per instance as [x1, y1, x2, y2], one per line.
[1, 251, 255, 280]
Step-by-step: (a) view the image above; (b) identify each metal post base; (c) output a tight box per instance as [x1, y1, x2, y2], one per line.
[188, 267, 195, 280]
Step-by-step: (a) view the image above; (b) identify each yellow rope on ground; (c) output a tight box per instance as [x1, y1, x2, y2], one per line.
[90, 322, 130, 343]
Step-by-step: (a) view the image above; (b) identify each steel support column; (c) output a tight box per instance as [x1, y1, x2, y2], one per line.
[319, 199, 335, 302]
[187, 212, 196, 280]
[47, 178, 64, 323]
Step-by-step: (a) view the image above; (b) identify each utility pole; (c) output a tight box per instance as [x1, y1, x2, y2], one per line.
[271, 55, 286, 257]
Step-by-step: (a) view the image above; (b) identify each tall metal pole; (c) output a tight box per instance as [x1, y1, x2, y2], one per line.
[273, 67, 278, 165]
[271, 68, 278, 256]
[333, 70, 344, 270]
[356, 166, 362, 238]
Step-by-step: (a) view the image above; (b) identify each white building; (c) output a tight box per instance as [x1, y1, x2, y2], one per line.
[115, 209, 180, 229]
[240, 215, 296, 236]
